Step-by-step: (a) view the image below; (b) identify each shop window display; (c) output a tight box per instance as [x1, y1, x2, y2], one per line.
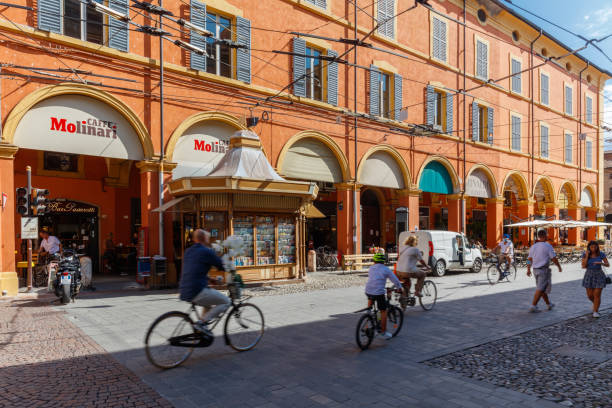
[256, 216, 275, 265]
[234, 216, 254, 266]
[278, 217, 296, 264]
[201, 212, 226, 244]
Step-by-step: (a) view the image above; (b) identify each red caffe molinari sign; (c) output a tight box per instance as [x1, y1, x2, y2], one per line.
[193, 138, 229, 153]
[51, 117, 118, 139]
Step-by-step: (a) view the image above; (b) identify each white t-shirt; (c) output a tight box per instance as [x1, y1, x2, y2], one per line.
[41, 236, 61, 254]
[528, 241, 556, 269]
[499, 240, 514, 256]
[397, 246, 423, 273]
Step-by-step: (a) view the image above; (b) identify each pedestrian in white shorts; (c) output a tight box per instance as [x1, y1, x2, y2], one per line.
[526, 229, 562, 312]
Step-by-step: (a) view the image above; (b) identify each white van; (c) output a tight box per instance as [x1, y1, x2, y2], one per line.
[398, 230, 483, 277]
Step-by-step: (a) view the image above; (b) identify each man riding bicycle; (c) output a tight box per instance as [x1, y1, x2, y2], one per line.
[364, 252, 403, 340]
[179, 229, 229, 333]
[494, 234, 514, 279]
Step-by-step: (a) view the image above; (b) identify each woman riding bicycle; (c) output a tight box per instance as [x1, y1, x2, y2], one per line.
[396, 235, 430, 300]
[364, 252, 403, 340]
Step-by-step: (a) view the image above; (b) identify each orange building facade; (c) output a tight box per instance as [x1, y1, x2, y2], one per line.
[0, 0, 609, 294]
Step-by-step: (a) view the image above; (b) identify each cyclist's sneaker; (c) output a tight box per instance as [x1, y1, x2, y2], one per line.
[528, 305, 539, 313]
[593, 312, 601, 318]
[382, 331, 393, 340]
[194, 321, 213, 335]
[399, 296, 408, 310]
[547, 303, 555, 311]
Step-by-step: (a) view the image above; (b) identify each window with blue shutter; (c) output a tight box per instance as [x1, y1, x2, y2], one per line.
[378, 0, 394, 38]
[586, 140, 593, 169]
[305, 46, 323, 101]
[190, 0, 207, 71]
[540, 73, 549, 105]
[369, 66, 380, 116]
[38, 0, 61, 33]
[472, 102, 479, 141]
[446, 91, 453, 134]
[565, 133, 572, 163]
[304, 0, 326, 8]
[586, 96, 593, 124]
[540, 124, 549, 158]
[293, 37, 306, 97]
[108, 0, 129, 52]
[487, 107, 494, 145]
[511, 58, 521, 93]
[511, 115, 521, 151]
[235, 16, 251, 83]
[565, 85, 573, 115]
[394, 74, 402, 120]
[205, 13, 232, 78]
[476, 40, 488, 80]
[432, 17, 447, 62]
[426, 85, 435, 126]
[327, 49, 338, 106]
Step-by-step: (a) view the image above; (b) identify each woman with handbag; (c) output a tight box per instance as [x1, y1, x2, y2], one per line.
[581, 240, 609, 318]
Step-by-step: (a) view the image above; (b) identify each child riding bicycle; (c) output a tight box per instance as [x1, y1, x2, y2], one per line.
[364, 252, 403, 339]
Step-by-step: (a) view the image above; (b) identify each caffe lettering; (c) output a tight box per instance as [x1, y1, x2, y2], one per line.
[50, 117, 117, 139]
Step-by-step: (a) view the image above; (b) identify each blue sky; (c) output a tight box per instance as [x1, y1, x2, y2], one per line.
[502, 0, 612, 148]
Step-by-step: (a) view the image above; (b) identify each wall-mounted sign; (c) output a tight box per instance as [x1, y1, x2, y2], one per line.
[14, 95, 144, 160]
[172, 120, 236, 180]
[46, 200, 97, 214]
[21, 217, 39, 239]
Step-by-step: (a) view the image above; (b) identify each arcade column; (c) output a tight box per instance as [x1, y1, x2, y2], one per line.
[447, 194, 462, 233]
[486, 197, 504, 249]
[0, 143, 19, 296]
[397, 189, 421, 233]
[585, 207, 598, 241]
[545, 203, 560, 245]
[567, 206, 581, 245]
[517, 199, 535, 246]
[335, 183, 360, 256]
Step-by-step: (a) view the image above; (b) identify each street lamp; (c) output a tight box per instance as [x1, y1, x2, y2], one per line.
[86, 0, 129, 22]
[172, 39, 206, 55]
[176, 19, 213, 37]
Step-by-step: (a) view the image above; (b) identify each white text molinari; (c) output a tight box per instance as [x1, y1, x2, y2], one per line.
[50, 117, 118, 139]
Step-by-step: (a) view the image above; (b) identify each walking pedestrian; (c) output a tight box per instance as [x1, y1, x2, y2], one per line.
[526, 229, 562, 312]
[581, 240, 609, 318]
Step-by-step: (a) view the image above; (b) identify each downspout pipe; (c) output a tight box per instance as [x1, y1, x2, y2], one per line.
[530, 29, 542, 195]
[353, 0, 358, 254]
[461, 0, 466, 234]
[578, 62, 589, 199]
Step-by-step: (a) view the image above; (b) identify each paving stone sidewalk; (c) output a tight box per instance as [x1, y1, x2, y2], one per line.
[0, 299, 172, 408]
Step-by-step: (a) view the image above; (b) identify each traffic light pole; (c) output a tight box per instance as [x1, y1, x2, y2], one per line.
[26, 165, 32, 291]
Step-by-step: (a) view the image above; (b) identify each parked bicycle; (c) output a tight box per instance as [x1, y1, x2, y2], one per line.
[145, 273, 264, 369]
[355, 287, 403, 350]
[315, 246, 339, 270]
[486, 255, 517, 284]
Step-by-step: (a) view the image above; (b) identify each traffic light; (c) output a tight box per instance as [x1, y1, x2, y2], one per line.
[31, 188, 49, 215]
[16, 187, 29, 216]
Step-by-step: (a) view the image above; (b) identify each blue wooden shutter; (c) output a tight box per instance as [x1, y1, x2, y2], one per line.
[472, 102, 479, 141]
[445, 93, 453, 134]
[586, 141, 592, 168]
[512, 116, 521, 151]
[586, 96, 593, 124]
[293, 37, 306, 97]
[565, 133, 572, 163]
[487, 107, 494, 145]
[476, 40, 487, 79]
[540, 125, 548, 158]
[236, 16, 251, 83]
[190, 0, 207, 71]
[327, 49, 338, 106]
[393, 74, 402, 120]
[426, 85, 435, 125]
[315, 0, 326, 8]
[38, 0, 61, 33]
[511, 59, 521, 93]
[540, 74, 549, 105]
[369, 65, 380, 116]
[565, 86, 572, 114]
[108, 0, 129, 52]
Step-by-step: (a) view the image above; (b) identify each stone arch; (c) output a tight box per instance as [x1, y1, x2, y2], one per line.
[356, 144, 410, 189]
[416, 155, 460, 193]
[533, 176, 556, 203]
[165, 111, 246, 159]
[500, 171, 529, 200]
[579, 184, 596, 208]
[3, 83, 153, 159]
[277, 130, 350, 182]
[558, 181, 578, 208]
[465, 163, 498, 198]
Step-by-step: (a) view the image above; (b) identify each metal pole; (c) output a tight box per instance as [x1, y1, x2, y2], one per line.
[158, 1, 165, 257]
[26, 165, 32, 291]
[353, 0, 358, 254]
[461, 0, 466, 234]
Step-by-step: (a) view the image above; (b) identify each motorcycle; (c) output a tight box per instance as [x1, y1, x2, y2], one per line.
[53, 249, 82, 304]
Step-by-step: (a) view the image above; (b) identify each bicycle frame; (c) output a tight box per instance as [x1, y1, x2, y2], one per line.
[186, 288, 253, 331]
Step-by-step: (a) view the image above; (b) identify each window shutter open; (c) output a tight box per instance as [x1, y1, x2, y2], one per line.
[236, 16, 251, 83]
[293, 37, 306, 97]
[426, 85, 435, 125]
[369, 65, 380, 116]
[109, 0, 129, 52]
[487, 107, 494, 145]
[38, 0, 61, 33]
[394, 74, 402, 120]
[327, 49, 338, 106]
[472, 102, 479, 141]
[190, 0, 207, 71]
[446, 93, 453, 135]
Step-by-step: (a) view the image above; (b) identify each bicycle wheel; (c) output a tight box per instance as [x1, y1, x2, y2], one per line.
[145, 312, 196, 369]
[387, 306, 403, 337]
[224, 303, 265, 352]
[419, 280, 437, 311]
[505, 264, 517, 282]
[355, 313, 375, 350]
[487, 264, 501, 285]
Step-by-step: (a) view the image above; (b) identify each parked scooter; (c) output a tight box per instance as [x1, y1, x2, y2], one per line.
[53, 249, 82, 304]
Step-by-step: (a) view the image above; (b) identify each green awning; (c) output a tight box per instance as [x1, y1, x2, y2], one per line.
[419, 161, 453, 194]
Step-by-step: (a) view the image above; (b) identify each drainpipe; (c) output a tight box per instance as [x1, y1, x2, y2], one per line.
[158, 0, 165, 257]
[461, 0, 466, 234]
[530, 29, 542, 195]
[353, 0, 358, 254]
[578, 62, 589, 200]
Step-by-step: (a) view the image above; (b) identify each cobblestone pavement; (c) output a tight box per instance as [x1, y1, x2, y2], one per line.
[426, 311, 612, 408]
[242, 270, 367, 297]
[56, 263, 611, 407]
[0, 299, 172, 408]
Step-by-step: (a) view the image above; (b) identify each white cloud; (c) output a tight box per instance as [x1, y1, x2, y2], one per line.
[584, 15, 590, 20]
[578, 7, 612, 37]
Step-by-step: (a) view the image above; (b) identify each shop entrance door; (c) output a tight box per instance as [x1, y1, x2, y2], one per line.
[361, 190, 381, 251]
